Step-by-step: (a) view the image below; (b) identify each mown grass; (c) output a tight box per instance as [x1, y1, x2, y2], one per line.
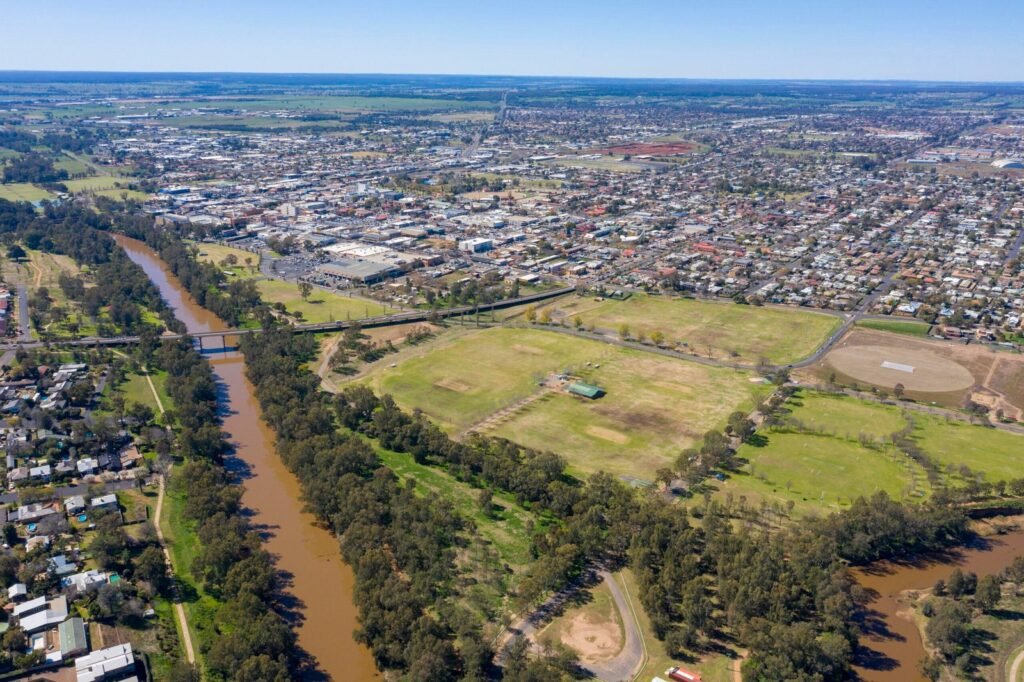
[192, 241, 261, 278]
[857, 318, 932, 337]
[256, 278, 388, 324]
[732, 433, 918, 511]
[0, 182, 55, 202]
[493, 350, 769, 478]
[544, 294, 840, 364]
[908, 413, 1024, 483]
[781, 391, 907, 439]
[160, 473, 220, 665]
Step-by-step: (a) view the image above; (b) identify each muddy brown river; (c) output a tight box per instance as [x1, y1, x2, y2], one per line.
[854, 526, 1024, 681]
[116, 236, 378, 681]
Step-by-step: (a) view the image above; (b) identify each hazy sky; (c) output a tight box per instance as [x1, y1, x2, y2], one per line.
[3, 0, 1022, 81]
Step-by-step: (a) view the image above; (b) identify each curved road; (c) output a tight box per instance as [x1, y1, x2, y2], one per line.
[1009, 644, 1024, 682]
[503, 570, 645, 682]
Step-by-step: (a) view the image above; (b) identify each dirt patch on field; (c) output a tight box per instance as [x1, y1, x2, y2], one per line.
[595, 405, 673, 431]
[513, 344, 545, 356]
[826, 344, 974, 392]
[586, 425, 628, 444]
[435, 378, 472, 393]
[558, 613, 623, 662]
[813, 329, 1024, 414]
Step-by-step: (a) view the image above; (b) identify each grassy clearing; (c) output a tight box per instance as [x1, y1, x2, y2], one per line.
[160, 472, 220, 661]
[713, 436, 919, 519]
[0, 182, 55, 202]
[62, 175, 130, 192]
[191, 241, 261, 278]
[119, 370, 173, 415]
[54, 152, 97, 176]
[782, 391, 907, 439]
[736, 433, 916, 508]
[909, 413, 1024, 482]
[857, 318, 932, 337]
[544, 294, 840, 364]
[256, 278, 388, 323]
[358, 326, 766, 478]
[493, 350, 768, 478]
[361, 327, 615, 432]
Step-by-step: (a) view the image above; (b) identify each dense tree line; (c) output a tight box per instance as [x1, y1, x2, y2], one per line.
[0, 199, 182, 335]
[1, 153, 68, 184]
[145, 336, 295, 681]
[114, 212, 266, 326]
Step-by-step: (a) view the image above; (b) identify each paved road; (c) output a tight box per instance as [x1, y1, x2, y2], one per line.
[16, 285, 31, 341]
[584, 571, 645, 682]
[500, 570, 645, 682]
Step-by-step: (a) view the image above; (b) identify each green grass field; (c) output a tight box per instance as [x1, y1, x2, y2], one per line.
[256, 279, 388, 323]
[62, 175, 130, 192]
[192, 242, 261, 278]
[119, 370, 173, 415]
[909, 413, 1024, 482]
[0, 183, 56, 202]
[359, 326, 767, 478]
[544, 294, 840, 364]
[362, 327, 613, 431]
[731, 433, 919, 511]
[782, 391, 907, 440]
[857, 318, 932, 337]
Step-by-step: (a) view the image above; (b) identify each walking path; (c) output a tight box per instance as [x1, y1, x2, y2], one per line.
[141, 367, 195, 665]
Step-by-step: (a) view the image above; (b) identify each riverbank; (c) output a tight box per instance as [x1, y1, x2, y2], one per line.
[854, 518, 1024, 681]
[116, 236, 378, 680]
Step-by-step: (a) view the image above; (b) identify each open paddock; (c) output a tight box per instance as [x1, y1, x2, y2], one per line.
[356, 327, 767, 478]
[543, 293, 840, 364]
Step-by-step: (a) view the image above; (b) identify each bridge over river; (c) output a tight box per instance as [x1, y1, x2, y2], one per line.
[1, 285, 577, 351]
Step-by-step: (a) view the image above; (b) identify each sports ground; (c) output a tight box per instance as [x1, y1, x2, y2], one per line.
[358, 326, 768, 478]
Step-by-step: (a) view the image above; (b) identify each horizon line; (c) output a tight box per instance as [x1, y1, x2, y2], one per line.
[0, 69, 1023, 86]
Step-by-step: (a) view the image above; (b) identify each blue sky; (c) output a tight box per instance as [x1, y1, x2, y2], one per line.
[3, 0, 1022, 81]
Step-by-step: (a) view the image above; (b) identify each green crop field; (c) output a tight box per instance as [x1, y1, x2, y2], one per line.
[256, 279, 387, 323]
[0, 183, 56, 202]
[908, 413, 1024, 482]
[544, 294, 840, 364]
[359, 326, 767, 478]
[856, 318, 932, 337]
[728, 433, 919, 513]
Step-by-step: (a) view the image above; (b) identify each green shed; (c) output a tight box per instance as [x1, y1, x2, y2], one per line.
[59, 616, 88, 658]
[567, 382, 605, 399]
